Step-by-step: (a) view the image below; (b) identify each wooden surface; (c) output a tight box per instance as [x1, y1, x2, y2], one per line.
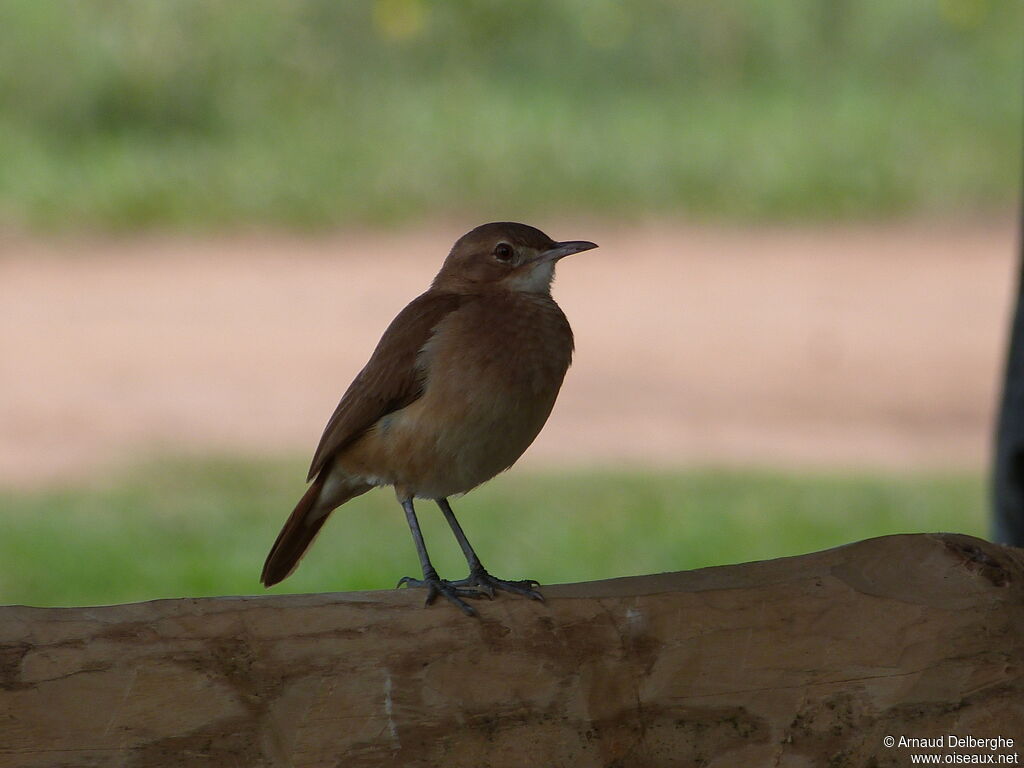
[2, 533, 1023, 767]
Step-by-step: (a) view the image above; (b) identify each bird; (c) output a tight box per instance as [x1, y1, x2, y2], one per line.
[260, 222, 597, 615]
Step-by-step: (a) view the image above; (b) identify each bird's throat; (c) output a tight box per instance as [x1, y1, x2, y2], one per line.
[505, 259, 556, 294]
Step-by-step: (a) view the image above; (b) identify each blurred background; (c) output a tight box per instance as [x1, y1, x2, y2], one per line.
[0, 0, 1021, 606]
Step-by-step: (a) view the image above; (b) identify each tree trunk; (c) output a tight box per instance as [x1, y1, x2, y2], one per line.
[993, 168, 1024, 546]
[1, 533, 1022, 767]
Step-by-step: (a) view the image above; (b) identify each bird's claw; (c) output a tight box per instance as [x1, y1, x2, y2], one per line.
[450, 569, 545, 602]
[396, 575, 489, 616]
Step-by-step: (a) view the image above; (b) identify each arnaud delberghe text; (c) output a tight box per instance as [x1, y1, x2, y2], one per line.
[899, 736, 1015, 751]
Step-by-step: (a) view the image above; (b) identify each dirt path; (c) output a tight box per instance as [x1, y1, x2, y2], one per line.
[0, 219, 1017, 486]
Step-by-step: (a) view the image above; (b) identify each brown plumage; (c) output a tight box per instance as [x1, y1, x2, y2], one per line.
[260, 222, 597, 615]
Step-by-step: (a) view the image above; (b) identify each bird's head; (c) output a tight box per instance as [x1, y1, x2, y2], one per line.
[432, 222, 597, 294]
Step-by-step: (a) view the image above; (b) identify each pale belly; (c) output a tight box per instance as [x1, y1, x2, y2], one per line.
[369, 383, 560, 498]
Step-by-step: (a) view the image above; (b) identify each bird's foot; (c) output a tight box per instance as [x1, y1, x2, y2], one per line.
[396, 574, 488, 617]
[450, 567, 544, 602]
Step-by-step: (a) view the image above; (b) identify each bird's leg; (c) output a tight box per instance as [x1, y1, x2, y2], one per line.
[437, 498, 544, 601]
[396, 498, 485, 616]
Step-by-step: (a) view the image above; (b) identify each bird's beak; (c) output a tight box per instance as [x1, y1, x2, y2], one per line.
[538, 240, 599, 263]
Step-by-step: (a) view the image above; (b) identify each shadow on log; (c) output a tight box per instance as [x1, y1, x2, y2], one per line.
[2, 533, 1023, 767]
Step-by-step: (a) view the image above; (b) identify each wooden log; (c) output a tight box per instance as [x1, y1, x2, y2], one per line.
[1, 533, 1022, 767]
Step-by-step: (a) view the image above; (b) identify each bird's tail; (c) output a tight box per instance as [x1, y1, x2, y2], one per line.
[260, 472, 370, 587]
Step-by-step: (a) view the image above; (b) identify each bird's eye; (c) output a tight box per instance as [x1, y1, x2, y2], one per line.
[493, 243, 513, 263]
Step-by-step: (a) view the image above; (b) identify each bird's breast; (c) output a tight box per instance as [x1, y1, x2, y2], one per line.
[421, 292, 573, 449]
[344, 291, 574, 498]
[427, 292, 574, 399]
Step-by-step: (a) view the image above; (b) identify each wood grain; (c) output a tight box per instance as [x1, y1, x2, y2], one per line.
[2, 533, 1022, 767]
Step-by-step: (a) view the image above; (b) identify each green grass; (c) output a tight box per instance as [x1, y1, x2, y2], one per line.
[0, 0, 1020, 230]
[0, 457, 985, 607]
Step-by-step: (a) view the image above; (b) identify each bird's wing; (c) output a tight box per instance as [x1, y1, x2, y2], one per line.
[306, 290, 464, 481]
